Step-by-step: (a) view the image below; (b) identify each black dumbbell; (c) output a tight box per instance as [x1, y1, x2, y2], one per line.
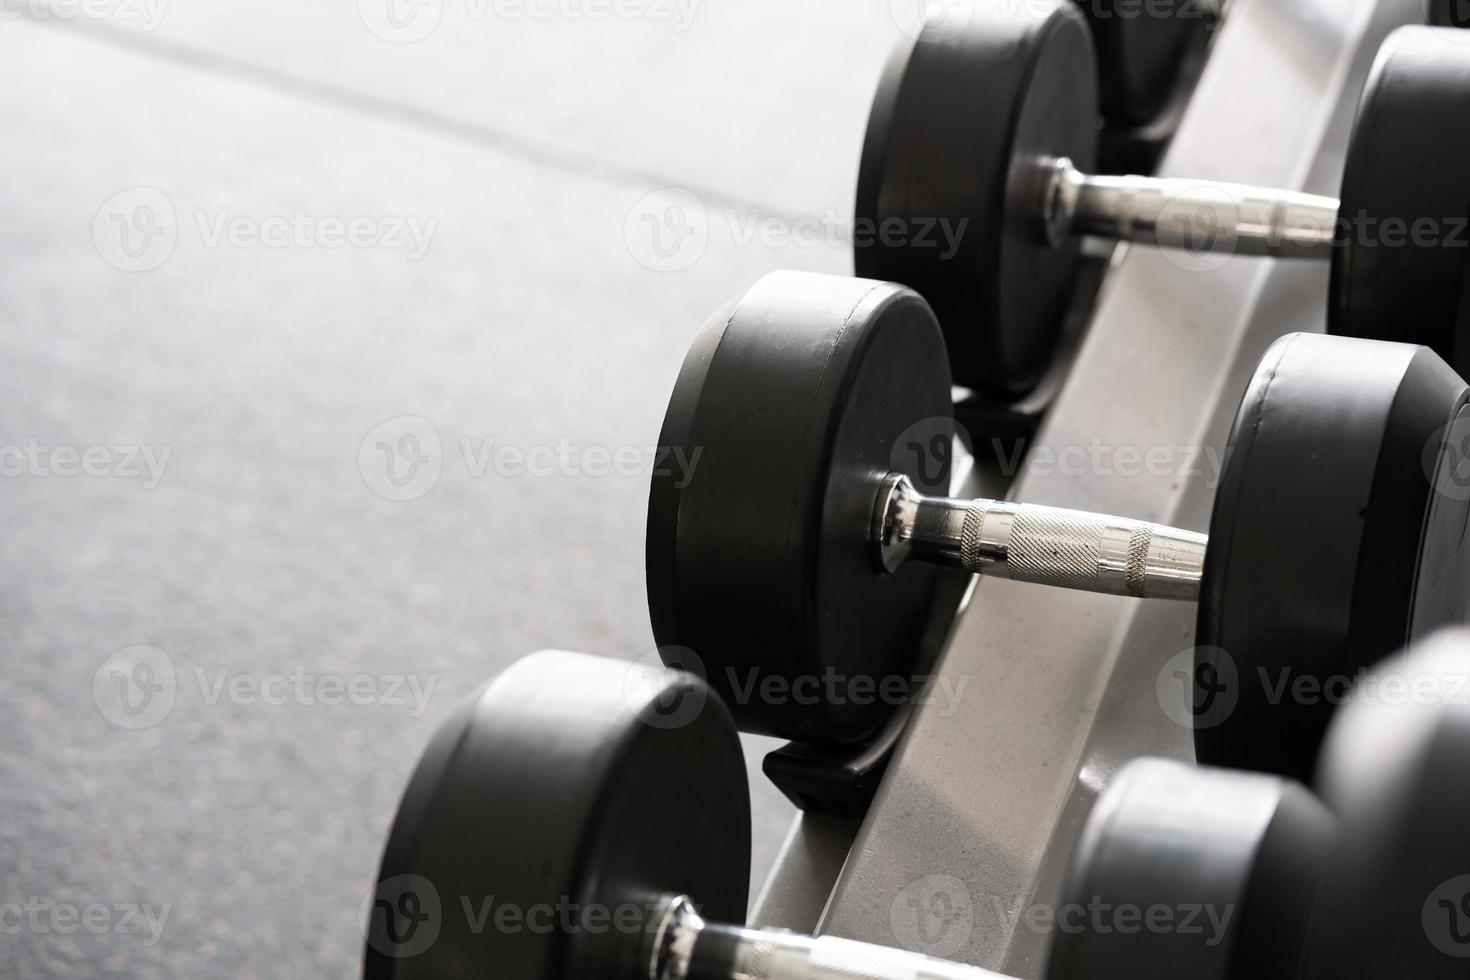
[1073, 0, 1217, 126]
[648, 272, 1470, 780]
[1307, 628, 1470, 978]
[364, 650, 1335, 980]
[857, 6, 1470, 395]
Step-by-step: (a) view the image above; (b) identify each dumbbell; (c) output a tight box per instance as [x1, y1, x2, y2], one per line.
[647, 272, 1470, 780]
[1071, 0, 1216, 126]
[363, 650, 1335, 980]
[1306, 628, 1470, 978]
[857, 6, 1470, 395]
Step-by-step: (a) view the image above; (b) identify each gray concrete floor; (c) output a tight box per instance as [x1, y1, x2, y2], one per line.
[0, 3, 918, 975]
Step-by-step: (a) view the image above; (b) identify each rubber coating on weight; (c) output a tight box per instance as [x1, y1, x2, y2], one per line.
[363, 651, 751, 979]
[855, 0, 1098, 397]
[1330, 26, 1470, 377]
[647, 271, 952, 745]
[1312, 631, 1470, 979]
[1196, 333, 1470, 781]
[1048, 759, 1334, 980]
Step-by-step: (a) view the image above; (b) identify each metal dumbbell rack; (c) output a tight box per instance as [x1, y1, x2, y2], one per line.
[751, 0, 1427, 971]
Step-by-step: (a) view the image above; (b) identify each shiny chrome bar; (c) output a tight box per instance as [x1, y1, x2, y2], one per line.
[874, 475, 1207, 602]
[1043, 158, 1340, 259]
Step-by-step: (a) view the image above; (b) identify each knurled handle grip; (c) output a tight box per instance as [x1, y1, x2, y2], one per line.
[958, 499, 1205, 602]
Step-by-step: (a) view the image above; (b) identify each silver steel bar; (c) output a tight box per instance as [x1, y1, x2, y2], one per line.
[874, 475, 1207, 602]
[1042, 158, 1341, 259]
[652, 896, 1008, 980]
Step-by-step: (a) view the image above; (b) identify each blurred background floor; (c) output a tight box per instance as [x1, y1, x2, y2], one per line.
[0, 2, 925, 975]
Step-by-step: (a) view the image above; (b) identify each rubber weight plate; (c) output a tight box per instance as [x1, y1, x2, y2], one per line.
[1049, 759, 1334, 980]
[1311, 631, 1470, 979]
[1330, 26, 1470, 377]
[363, 652, 751, 979]
[1078, 0, 1212, 126]
[647, 271, 952, 745]
[1196, 333, 1470, 781]
[855, 0, 1097, 397]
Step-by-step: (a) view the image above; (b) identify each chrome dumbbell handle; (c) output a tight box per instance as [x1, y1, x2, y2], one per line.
[1042, 157, 1340, 259]
[873, 475, 1206, 602]
[650, 896, 1007, 980]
